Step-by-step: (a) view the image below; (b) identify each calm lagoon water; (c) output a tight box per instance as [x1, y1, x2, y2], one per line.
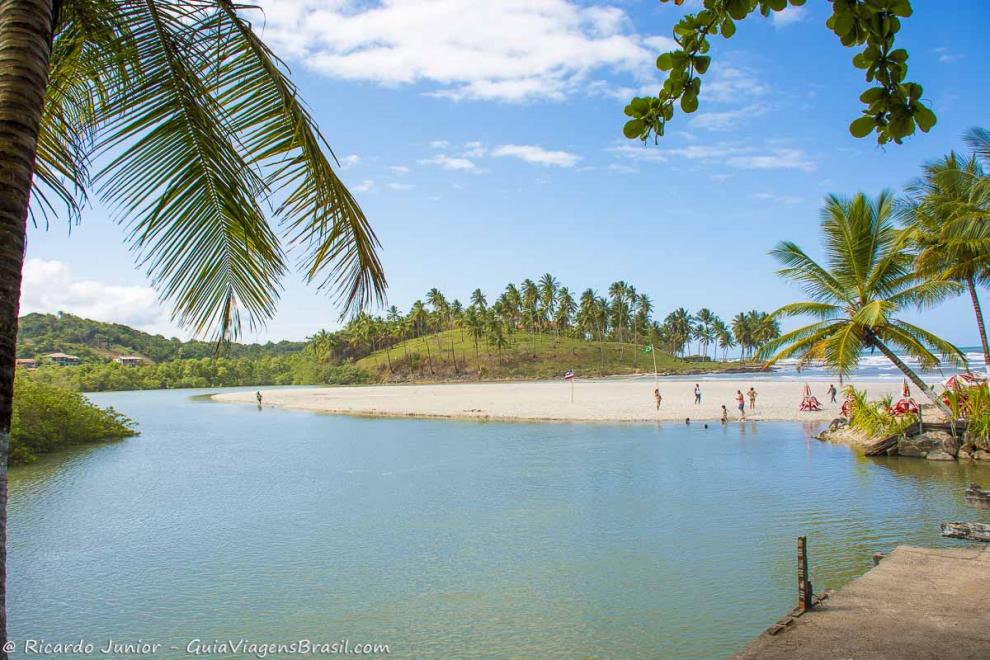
[10, 388, 990, 658]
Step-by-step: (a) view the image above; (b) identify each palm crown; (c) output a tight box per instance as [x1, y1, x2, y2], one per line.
[759, 192, 963, 386]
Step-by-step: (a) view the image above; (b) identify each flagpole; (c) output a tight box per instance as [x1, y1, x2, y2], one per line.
[651, 345, 658, 390]
[570, 378, 574, 403]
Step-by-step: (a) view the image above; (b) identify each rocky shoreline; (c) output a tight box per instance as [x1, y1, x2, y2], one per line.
[820, 418, 989, 462]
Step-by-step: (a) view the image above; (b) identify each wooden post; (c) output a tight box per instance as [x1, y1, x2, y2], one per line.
[797, 536, 813, 612]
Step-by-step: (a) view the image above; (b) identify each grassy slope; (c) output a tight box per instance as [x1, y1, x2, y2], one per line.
[356, 329, 754, 382]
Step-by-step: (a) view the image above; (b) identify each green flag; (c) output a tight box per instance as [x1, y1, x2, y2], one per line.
[643, 344, 653, 354]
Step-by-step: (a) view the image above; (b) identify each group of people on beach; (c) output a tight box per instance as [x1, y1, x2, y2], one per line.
[652, 382, 841, 422]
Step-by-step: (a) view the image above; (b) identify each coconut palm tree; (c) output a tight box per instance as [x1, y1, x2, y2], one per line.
[759, 192, 964, 414]
[713, 319, 735, 361]
[538, 273, 559, 334]
[0, 1, 386, 645]
[663, 308, 693, 357]
[555, 287, 576, 333]
[469, 288, 488, 311]
[904, 149, 990, 373]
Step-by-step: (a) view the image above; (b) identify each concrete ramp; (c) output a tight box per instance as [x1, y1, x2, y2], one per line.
[733, 545, 990, 659]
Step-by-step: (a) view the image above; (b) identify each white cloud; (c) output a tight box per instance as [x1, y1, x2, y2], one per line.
[429, 140, 450, 149]
[491, 144, 579, 167]
[419, 154, 478, 171]
[19, 259, 175, 334]
[691, 103, 767, 131]
[386, 182, 415, 190]
[351, 179, 375, 192]
[933, 47, 964, 64]
[704, 65, 769, 103]
[388, 165, 410, 175]
[753, 191, 803, 205]
[338, 154, 361, 169]
[727, 148, 815, 172]
[772, 5, 806, 28]
[609, 142, 816, 172]
[252, 0, 673, 102]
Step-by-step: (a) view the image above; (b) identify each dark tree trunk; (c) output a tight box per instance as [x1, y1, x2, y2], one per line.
[423, 338, 434, 376]
[873, 340, 952, 417]
[967, 276, 990, 377]
[0, 1, 54, 653]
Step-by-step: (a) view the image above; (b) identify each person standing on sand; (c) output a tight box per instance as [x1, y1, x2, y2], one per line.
[694, 383, 702, 404]
[736, 390, 746, 420]
[721, 405, 729, 424]
[748, 387, 758, 410]
[256, 391, 263, 407]
[654, 388, 662, 410]
[828, 384, 837, 404]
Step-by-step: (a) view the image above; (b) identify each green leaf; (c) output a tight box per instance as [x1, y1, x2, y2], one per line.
[849, 115, 876, 138]
[680, 91, 699, 113]
[721, 18, 736, 38]
[914, 104, 936, 132]
[623, 119, 645, 139]
[693, 55, 710, 74]
[657, 52, 674, 71]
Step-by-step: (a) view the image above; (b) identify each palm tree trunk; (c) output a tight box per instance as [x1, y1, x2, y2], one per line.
[0, 1, 54, 652]
[967, 276, 990, 378]
[384, 345, 392, 372]
[873, 340, 952, 417]
[423, 338, 434, 376]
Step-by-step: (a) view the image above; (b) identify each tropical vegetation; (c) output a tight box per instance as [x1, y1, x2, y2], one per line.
[10, 374, 137, 465]
[759, 191, 963, 415]
[842, 386, 915, 439]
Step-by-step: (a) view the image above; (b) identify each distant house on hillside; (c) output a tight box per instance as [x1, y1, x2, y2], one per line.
[113, 356, 144, 367]
[42, 352, 80, 366]
[15, 358, 36, 369]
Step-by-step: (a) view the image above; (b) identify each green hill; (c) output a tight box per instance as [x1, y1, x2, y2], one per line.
[16, 313, 307, 363]
[357, 329, 754, 382]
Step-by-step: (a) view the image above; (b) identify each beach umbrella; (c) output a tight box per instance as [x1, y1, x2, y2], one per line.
[902, 380, 911, 397]
[803, 383, 812, 397]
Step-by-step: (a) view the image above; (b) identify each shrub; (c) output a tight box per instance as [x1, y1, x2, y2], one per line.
[844, 386, 915, 439]
[10, 375, 138, 465]
[946, 383, 990, 441]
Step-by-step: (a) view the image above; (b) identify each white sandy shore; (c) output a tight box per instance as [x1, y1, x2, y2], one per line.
[212, 379, 916, 424]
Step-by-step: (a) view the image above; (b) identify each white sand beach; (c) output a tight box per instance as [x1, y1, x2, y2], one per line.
[213, 379, 916, 424]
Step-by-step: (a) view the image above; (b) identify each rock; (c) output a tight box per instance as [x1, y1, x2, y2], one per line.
[886, 446, 899, 456]
[974, 450, 990, 461]
[899, 430, 959, 458]
[959, 450, 973, 461]
[927, 450, 956, 461]
[961, 441, 978, 455]
[828, 418, 847, 432]
[970, 432, 990, 452]
[941, 521, 990, 542]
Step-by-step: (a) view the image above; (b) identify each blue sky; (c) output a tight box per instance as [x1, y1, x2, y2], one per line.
[21, 0, 990, 345]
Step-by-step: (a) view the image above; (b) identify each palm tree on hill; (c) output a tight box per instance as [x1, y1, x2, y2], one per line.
[470, 289, 488, 311]
[556, 287, 576, 333]
[713, 319, 735, 361]
[903, 149, 990, 373]
[538, 273, 559, 334]
[664, 308, 693, 357]
[759, 192, 963, 414]
[0, 1, 386, 644]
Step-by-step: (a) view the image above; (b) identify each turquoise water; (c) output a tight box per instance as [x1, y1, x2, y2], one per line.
[9, 389, 990, 658]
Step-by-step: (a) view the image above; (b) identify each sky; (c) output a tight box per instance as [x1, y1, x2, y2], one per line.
[20, 0, 990, 346]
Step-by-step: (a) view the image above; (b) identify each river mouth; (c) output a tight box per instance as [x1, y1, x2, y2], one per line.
[10, 388, 990, 659]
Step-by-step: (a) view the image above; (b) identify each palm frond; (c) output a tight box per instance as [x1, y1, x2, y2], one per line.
[95, 0, 285, 340]
[757, 320, 842, 365]
[884, 320, 966, 368]
[209, 1, 386, 318]
[770, 241, 846, 303]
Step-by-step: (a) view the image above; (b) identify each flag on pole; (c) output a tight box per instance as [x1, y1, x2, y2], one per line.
[643, 344, 653, 353]
[564, 369, 575, 380]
